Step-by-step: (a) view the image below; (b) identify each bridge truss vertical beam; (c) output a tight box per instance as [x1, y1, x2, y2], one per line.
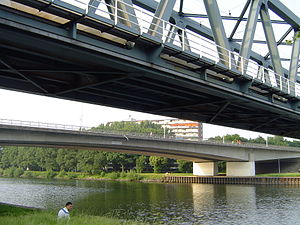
[203, 0, 231, 67]
[260, 4, 284, 77]
[148, 0, 176, 39]
[289, 31, 300, 95]
[239, 0, 262, 60]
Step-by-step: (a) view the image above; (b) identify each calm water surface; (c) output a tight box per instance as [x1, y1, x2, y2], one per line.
[0, 178, 300, 224]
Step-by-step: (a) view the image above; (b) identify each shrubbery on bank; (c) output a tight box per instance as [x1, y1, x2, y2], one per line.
[0, 167, 146, 181]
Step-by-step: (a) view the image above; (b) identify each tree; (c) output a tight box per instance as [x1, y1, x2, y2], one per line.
[77, 150, 107, 174]
[177, 160, 192, 173]
[56, 149, 78, 172]
[136, 155, 147, 173]
[149, 156, 168, 173]
[91, 121, 173, 136]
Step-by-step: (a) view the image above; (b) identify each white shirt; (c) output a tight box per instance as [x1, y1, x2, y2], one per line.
[57, 207, 70, 220]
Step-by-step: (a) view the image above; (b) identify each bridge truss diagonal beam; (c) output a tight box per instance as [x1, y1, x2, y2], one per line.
[260, 4, 284, 77]
[203, 0, 230, 67]
[229, 0, 251, 41]
[264, 27, 293, 59]
[148, 0, 176, 39]
[240, 0, 262, 60]
[0, 59, 48, 93]
[289, 31, 300, 88]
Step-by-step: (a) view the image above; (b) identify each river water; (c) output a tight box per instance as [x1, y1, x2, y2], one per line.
[0, 178, 300, 224]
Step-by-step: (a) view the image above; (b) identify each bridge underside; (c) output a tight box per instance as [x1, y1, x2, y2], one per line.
[1, 2, 300, 138]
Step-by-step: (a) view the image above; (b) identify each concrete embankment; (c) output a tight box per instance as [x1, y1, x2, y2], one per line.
[162, 176, 300, 185]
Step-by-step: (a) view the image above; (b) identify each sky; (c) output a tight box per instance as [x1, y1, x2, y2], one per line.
[0, 0, 299, 140]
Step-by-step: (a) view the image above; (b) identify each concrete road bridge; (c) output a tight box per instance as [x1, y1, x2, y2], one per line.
[0, 119, 300, 176]
[1, 0, 300, 138]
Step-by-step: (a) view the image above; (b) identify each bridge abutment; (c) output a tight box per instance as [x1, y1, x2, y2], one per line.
[193, 162, 218, 176]
[226, 161, 255, 176]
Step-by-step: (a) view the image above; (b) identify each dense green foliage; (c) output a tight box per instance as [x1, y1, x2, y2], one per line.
[149, 156, 169, 173]
[209, 134, 300, 146]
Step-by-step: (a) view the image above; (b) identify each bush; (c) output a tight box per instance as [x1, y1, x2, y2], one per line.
[3, 167, 16, 177]
[126, 170, 141, 181]
[13, 168, 24, 177]
[100, 171, 106, 177]
[23, 171, 34, 178]
[46, 169, 56, 179]
[106, 172, 119, 179]
[120, 171, 126, 178]
[66, 173, 77, 179]
[0, 168, 4, 176]
[57, 170, 67, 178]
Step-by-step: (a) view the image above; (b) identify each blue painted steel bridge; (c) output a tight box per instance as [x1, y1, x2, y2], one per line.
[1, 0, 300, 138]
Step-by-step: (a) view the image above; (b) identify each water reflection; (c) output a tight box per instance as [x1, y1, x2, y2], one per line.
[1, 178, 300, 224]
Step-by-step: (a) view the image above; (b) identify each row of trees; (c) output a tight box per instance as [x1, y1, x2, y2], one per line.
[208, 134, 300, 147]
[0, 147, 192, 174]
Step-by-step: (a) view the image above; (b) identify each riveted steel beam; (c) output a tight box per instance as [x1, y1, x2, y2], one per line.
[229, 0, 251, 40]
[203, 0, 231, 67]
[289, 31, 300, 96]
[240, 0, 262, 60]
[268, 0, 300, 29]
[264, 27, 293, 59]
[260, 4, 284, 77]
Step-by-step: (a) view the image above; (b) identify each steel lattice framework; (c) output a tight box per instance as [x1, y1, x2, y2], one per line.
[1, 0, 300, 138]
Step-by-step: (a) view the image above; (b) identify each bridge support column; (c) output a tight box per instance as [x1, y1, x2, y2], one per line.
[226, 161, 255, 177]
[193, 162, 218, 176]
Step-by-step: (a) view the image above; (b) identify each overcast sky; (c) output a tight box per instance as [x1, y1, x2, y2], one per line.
[0, 0, 298, 140]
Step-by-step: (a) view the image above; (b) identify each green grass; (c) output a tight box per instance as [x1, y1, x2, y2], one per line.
[138, 173, 193, 181]
[0, 203, 36, 217]
[257, 173, 300, 177]
[0, 203, 145, 225]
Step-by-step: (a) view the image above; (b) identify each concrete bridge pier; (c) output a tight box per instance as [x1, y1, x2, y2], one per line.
[193, 162, 218, 176]
[226, 161, 256, 176]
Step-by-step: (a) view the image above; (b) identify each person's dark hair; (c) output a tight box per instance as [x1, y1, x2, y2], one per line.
[65, 202, 72, 206]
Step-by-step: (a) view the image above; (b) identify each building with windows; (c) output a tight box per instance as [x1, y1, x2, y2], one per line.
[151, 119, 203, 141]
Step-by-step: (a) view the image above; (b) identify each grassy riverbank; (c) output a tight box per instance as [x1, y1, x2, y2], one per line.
[257, 173, 300, 177]
[0, 168, 193, 182]
[0, 203, 144, 225]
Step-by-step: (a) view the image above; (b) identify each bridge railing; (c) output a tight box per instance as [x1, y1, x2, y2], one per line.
[0, 118, 299, 151]
[76, 0, 300, 97]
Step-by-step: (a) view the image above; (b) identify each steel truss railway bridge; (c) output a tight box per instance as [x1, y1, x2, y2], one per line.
[1, 0, 300, 138]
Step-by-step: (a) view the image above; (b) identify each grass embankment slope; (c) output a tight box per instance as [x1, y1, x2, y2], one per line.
[0, 203, 144, 225]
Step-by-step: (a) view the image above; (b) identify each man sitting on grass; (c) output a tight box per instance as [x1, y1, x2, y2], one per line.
[57, 202, 73, 220]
